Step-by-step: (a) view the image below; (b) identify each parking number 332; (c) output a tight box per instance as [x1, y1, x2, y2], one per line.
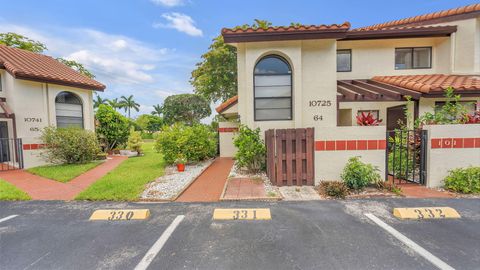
[413, 208, 446, 219]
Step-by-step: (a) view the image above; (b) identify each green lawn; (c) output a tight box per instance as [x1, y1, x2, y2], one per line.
[27, 161, 103, 183]
[76, 142, 165, 201]
[0, 179, 31, 200]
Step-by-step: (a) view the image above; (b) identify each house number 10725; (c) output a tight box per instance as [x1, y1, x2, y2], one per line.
[309, 100, 332, 107]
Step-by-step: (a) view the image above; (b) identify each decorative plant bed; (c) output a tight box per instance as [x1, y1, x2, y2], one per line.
[220, 163, 282, 201]
[316, 184, 403, 200]
[141, 159, 214, 201]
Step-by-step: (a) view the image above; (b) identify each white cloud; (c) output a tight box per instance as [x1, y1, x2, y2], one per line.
[150, 0, 185, 7]
[0, 22, 199, 118]
[153, 13, 203, 37]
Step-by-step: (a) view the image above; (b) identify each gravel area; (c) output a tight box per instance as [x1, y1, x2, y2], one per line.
[228, 163, 281, 198]
[141, 159, 213, 200]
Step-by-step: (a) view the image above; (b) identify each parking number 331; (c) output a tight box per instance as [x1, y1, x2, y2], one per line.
[233, 209, 257, 220]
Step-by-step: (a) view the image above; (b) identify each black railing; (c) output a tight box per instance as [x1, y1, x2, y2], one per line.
[385, 130, 427, 185]
[0, 138, 24, 171]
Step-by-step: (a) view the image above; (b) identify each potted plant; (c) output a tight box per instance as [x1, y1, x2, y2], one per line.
[175, 154, 187, 172]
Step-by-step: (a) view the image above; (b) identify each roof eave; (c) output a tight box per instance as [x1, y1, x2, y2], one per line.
[343, 25, 457, 41]
[223, 30, 349, 43]
[14, 73, 106, 91]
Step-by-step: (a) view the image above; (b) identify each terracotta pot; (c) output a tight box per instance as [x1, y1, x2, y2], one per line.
[176, 163, 185, 172]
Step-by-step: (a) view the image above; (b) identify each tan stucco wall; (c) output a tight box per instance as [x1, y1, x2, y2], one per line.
[419, 97, 480, 116]
[423, 124, 480, 188]
[431, 18, 480, 74]
[218, 121, 239, 158]
[316, 126, 386, 183]
[237, 39, 337, 136]
[339, 101, 409, 126]
[1, 72, 96, 168]
[337, 37, 451, 80]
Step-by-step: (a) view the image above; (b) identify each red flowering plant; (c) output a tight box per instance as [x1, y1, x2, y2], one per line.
[356, 112, 383, 126]
[464, 102, 480, 124]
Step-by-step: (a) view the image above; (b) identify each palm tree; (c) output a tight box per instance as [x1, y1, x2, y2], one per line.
[107, 98, 122, 110]
[151, 104, 162, 116]
[120, 95, 140, 118]
[93, 95, 107, 109]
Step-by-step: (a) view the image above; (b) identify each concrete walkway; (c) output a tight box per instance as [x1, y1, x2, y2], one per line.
[175, 157, 234, 202]
[397, 183, 454, 198]
[0, 156, 127, 200]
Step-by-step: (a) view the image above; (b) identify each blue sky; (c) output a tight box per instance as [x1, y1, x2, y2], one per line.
[0, 0, 476, 117]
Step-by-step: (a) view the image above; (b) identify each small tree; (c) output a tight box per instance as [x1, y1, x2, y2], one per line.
[0, 32, 47, 53]
[162, 94, 211, 125]
[136, 114, 163, 133]
[56, 58, 95, 79]
[233, 125, 266, 173]
[95, 104, 130, 151]
[127, 127, 143, 155]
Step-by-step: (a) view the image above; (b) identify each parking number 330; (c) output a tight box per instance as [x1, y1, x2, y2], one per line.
[108, 210, 134, 220]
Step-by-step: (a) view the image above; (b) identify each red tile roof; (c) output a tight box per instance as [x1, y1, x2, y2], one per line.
[0, 45, 105, 91]
[222, 23, 351, 43]
[222, 22, 351, 34]
[216, 95, 238, 113]
[355, 3, 480, 31]
[372, 74, 480, 93]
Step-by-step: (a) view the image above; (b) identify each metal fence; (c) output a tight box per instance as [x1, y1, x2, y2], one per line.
[385, 130, 427, 185]
[0, 138, 24, 171]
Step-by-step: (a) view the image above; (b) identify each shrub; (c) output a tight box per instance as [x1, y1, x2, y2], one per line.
[233, 125, 266, 173]
[127, 127, 143, 155]
[95, 104, 130, 151]
[154, 123, 216, 164]
[444, 166, 480, 194]
[141, 132, 154, 140]
[341, 156, 381, 190]
[319, 181, 349, 199]
[40, 127, 100, 164]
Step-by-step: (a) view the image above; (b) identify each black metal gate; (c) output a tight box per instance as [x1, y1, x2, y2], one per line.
[0, 138, 24, 171]
[385, 129, 427, 185]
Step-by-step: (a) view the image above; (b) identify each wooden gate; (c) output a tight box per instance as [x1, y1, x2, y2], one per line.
[265, 128, 315, 186]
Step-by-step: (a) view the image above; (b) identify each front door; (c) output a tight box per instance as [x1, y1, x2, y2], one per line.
[387, 105, 406, 130]
[0, 122, 10, 162]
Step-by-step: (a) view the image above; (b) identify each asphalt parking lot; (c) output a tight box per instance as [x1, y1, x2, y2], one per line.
[0, 199, 479, 270]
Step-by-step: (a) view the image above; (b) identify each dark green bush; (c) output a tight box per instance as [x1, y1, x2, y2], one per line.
[95, 104, 130, 151]
[341, 156, 381, 190]
[319, 181, 349, 199]
[233, 125, 266, 173]
[444, 166, 480, 194]
[154, 123, 217, 164]
[41, 127, 100, 164]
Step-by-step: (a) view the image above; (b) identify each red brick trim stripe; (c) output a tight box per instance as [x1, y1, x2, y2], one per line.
[431, 138, 480, 149]
[218, 127, 239, 133]
[315, 140, 386, 151]
[23, 144, 46, 150]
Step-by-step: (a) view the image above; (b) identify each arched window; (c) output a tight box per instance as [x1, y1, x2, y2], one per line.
[55, 92, 83, 128]
[254, 55, 292, 121]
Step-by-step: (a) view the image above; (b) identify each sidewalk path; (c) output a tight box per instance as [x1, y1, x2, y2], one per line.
[0, 156, 127, 200]
[175, 157, 234, 202]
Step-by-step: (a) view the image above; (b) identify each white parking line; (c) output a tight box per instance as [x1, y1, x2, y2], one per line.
[134, 215, 185, 270]
[365, 213, 455, 270]
[0, 215, 18, 224]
